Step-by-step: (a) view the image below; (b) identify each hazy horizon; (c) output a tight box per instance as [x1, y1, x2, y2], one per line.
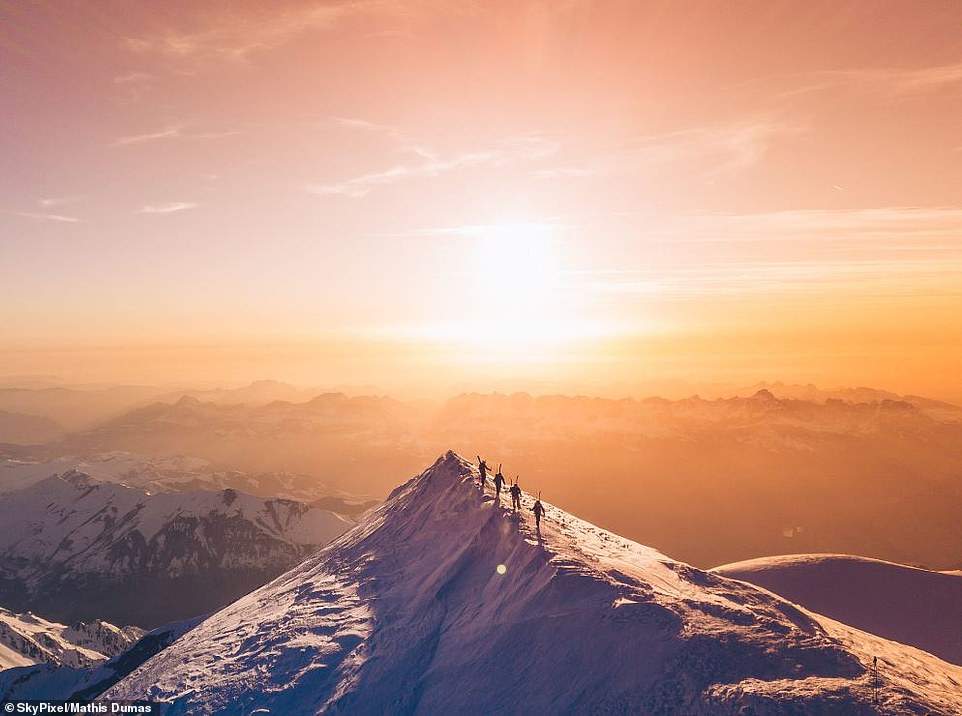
[1, 372, 960, 407]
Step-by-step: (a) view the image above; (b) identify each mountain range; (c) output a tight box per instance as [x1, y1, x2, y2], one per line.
[3, 385, 962, 570]
[0, 472, 352, 627]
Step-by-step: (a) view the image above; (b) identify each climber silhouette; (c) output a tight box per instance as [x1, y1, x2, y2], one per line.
[533, 498, 545, 529]
[510, 479, 522, 511]
[493, 464, 505, 500]
[477, 456, 489, 490]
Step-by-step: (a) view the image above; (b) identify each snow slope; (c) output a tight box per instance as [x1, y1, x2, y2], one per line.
[0, 607, 142, 671]
[712, 553, 962, 666]
[106, 452, 962, 714]
[0, 472, 352, 626]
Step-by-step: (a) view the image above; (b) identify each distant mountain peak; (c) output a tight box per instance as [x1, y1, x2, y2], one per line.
[173, 395, 203, 407]
[59, 469, 96, 490]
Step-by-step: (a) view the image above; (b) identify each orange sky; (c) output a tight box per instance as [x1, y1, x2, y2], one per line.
[2, 1, 961, 399]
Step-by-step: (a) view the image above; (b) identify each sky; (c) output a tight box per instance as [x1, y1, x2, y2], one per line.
[2, 0, 961, 399]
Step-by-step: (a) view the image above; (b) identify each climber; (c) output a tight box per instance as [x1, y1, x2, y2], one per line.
[533, 497, 545, 529]
[493, 464, 506, 500]
[477, 456, 489, 490]
[510, 479, 522, 511]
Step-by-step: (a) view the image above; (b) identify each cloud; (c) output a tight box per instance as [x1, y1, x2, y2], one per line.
[38, 196, 80, 208]
[593, 259, 962, 300]
[322, 116, 481, 164]
[306, 134, 559, 197]
[629, 121, 799, 180]
[113, 72, 153, 102]
[307, 155, 489, 198]
[673, 206, 962, 243]
[374, 219, 567, 239]
[122, 1, 386, 67]
[535, 120, 797, 183]
[9, 211, 81, 223]
[326, 116, 400, 136]
[584, 206, 962, 300]
[781, 62, 962, 99]
[536, 166, 598, 179]
[113, 126, 241, 147]
[114, 71, 152, 85]
[140, 202, 199, 214]
[113, 127, 182, 147]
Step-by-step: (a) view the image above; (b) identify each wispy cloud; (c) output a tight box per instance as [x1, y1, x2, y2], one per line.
[9, 210, 81, 224]
[592, 259, 962, 300]
[122, 1, 385, 67]
[113, 125, 241, 147]
[781, 62, 962, 99]
[38, 196, 81, 208]
[374, 220, 567, 239]
[537, 120, 797, 183]
[113, 127, 182, 147]
[306, 134, 559, 198]
[326, 116, 401, 136]
[674, 206, 962, 243]
[113, 71, 153, 102]
[114, 71, 152, 85]
[583, 206, 962, 300]
[322, 115, 470, 163]
[630, 121, 799, 180]
[139, 202, 199, 214]
[536, 166, 598, 180]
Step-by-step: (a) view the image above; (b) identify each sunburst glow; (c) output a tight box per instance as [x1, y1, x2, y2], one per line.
[468, 222, 562, 337]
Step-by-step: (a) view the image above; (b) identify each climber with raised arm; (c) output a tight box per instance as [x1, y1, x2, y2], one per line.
[477, 456, 490, 491]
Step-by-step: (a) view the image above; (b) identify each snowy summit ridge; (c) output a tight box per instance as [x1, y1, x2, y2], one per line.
[107, 452, 962, 714]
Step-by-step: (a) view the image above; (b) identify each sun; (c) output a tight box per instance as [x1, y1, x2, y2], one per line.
[457, 222, 570, 351]
[474, 223, 559, 311]
[394, 220, 605, 366]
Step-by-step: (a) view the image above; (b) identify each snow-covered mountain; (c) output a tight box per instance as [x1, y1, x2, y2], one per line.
[0, 472, 352, 627]
[0, 615, 202, 702]
[712, 554, 962, 666]
[0, 607, 143, 671]
[105, 452, 962, 714]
